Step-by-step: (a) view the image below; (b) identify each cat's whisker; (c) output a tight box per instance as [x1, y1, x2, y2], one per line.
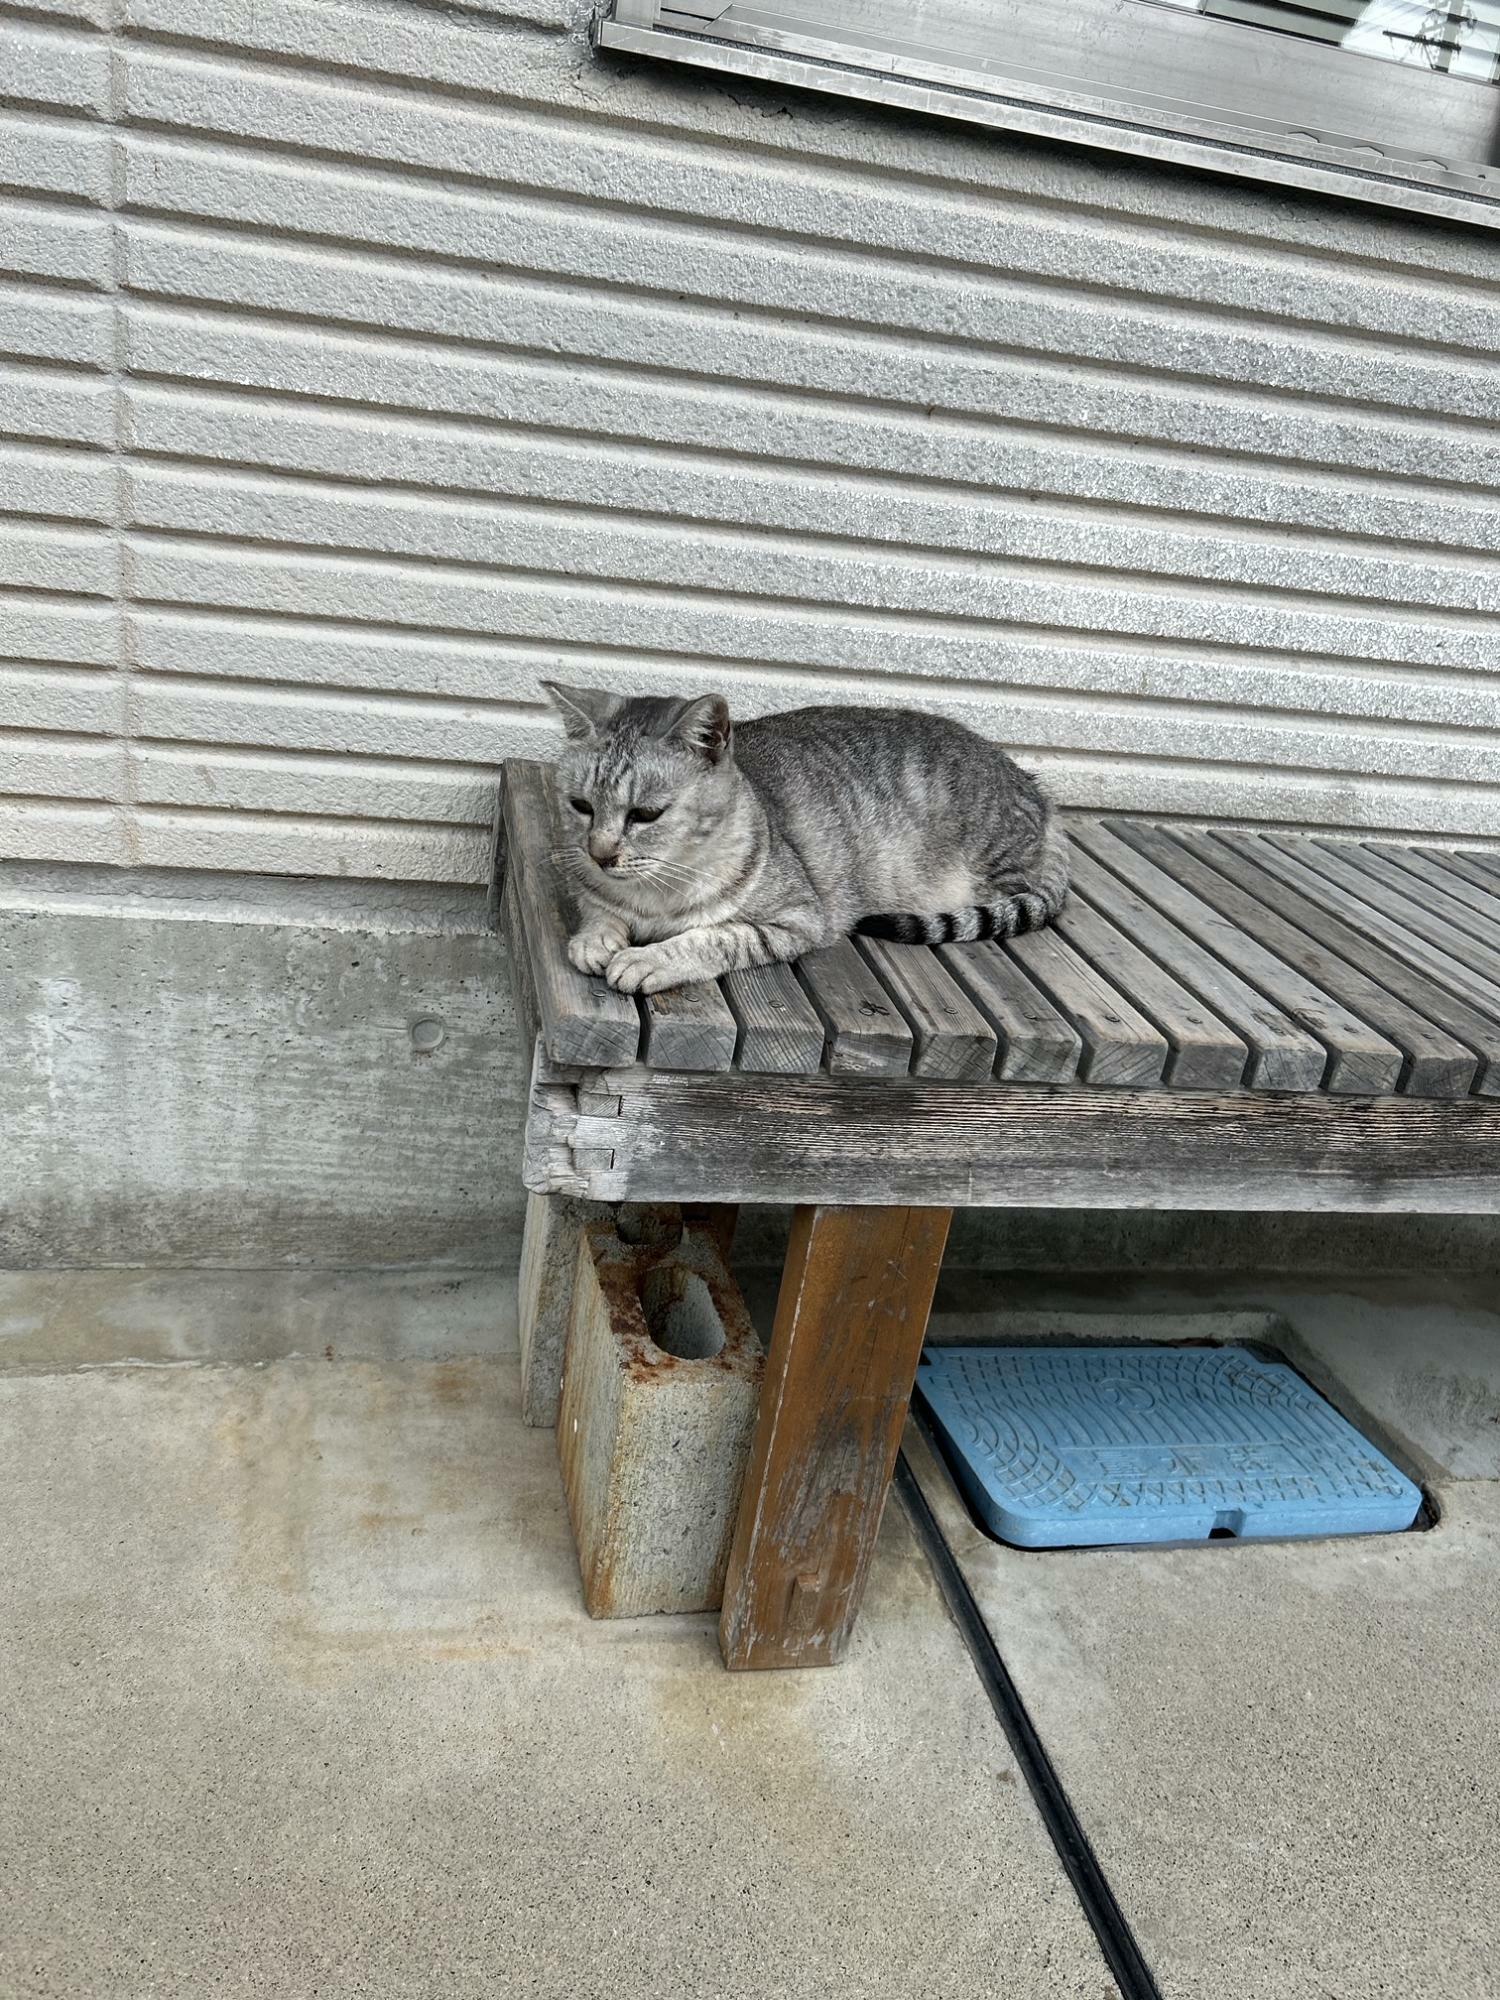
[637, 857, 714, 886]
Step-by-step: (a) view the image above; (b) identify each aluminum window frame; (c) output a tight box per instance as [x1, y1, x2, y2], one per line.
[596, 0, 1500, 230]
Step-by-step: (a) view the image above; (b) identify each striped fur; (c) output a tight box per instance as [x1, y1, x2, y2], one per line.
[544, 685, 1069, 996]
[856, 822, 1070, 944]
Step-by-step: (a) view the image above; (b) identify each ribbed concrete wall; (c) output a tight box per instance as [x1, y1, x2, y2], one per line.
[5, 0, 1500, 884]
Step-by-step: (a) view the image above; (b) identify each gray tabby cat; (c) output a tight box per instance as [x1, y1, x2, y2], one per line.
[544, 683, 1068, 996]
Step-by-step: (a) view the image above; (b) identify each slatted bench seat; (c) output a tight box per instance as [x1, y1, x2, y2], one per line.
[498, 758, 1500, 1670]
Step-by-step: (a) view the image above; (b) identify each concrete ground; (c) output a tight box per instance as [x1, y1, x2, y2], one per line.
[4, 1265, 1497, 1998]
[0, 1271, 1111, 2000]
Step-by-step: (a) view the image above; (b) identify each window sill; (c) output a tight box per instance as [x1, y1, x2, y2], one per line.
[595, 4, 1500, 233]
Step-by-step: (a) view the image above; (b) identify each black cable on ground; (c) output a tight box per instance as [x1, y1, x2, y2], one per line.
[893, 1449, 1165, 2000]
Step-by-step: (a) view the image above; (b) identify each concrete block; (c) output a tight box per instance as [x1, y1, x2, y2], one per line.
[558, 1221, 762, 1619]
[520, 1199, 716, 1427]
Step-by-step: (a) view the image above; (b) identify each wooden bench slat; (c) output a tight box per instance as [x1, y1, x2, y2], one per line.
[1260, 834, 1500, 1050]
[1066, 844, 1324, 1091]
[1004, 926, 1169, 1088]
[797, 939, 914, 1077]
[1085, 822, 1401, 1094]
[1208, 831, 1500, 1096]
[1459, 849, 1500, 889]
[855, 938, 998, 1082]
[1425, 847, 1500, 908]
[639, 979, 739, 1073]
[1053, 891, 1249, 1091]
[502, 761, 642, 1069]
[936, 940, 1082, 1084]
[1304, 839, 1500, 995]
[1442, 848, 1500, 893]
[1118, 822, 1410, 1096]
[1367, 843, 1500, 951]
[501, 863, 539, 1053]
[1171, 830, 1479, 1098]
[720, 963, 828, 1076]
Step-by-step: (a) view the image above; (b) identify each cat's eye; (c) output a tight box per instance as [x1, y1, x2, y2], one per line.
[627, 805, 665, 826]
[569, 797, 592, 817]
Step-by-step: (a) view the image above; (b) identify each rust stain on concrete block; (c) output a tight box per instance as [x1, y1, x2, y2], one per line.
[558, 1220, 763, 1619]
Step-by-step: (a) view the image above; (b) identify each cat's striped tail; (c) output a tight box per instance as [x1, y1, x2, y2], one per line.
[854, 823, 1069, 947]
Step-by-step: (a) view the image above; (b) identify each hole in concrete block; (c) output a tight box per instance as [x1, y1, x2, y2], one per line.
[641, 1266, 725, 1361]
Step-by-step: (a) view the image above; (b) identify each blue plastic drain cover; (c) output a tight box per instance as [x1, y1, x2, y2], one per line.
[917, 1345, 1422, 1548]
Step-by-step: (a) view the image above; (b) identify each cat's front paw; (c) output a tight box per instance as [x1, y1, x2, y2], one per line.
[604, 944, 681, 995]
[569, 926, 628, 977]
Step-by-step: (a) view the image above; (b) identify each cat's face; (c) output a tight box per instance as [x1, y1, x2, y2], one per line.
[542, 683, 736, 909]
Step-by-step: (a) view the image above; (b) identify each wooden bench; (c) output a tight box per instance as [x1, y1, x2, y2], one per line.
[499, 758, 1500, 1669]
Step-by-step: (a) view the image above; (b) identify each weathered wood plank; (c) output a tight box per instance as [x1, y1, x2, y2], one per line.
[720, 1203, 951, 1671]
[1367, 843, 1500, 952]
[855, 937, 997, 1082]
[1053, 891, 1248, 1091]
[1163, 829, 1478, 1097]
[1457, 848, 1500, 889]
[541, 1068, 1500, 1212]
[720, 962, 830, 1076]
[796, 939, 914, 1077]
[1426, 847, 1500, 909]
[1438, 847, 1500, 893]
[1066, 845, 1323, 1092]
[501, 863, 540, 1058]
[1206, 831, 1500, 1096]
[502, 761, 640, 1070]
[638, 978, 738, 1073]
[522, 1041, 592, 1199]
[937, 940, 1081, 1084]
[1005, 926, 1169, 1088]
[1260, 834, 1500, 1060]
[1297, 838, 1500, 997]
[1087, 822, 1400, 1094]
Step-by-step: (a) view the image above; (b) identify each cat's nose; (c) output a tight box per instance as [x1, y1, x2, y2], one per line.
[590, 842, 622, 869]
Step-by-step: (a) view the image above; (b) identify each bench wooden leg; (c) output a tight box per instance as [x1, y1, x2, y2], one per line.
[719, 1202, 951, 1671]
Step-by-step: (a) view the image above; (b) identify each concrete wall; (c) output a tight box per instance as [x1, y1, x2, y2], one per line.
[0, 878, 528, 1265]
[5, 0, 1500, 885]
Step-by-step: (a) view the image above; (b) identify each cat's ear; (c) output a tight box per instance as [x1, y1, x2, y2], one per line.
[541, 680, 623, 742]
[667, 693, 732, 766]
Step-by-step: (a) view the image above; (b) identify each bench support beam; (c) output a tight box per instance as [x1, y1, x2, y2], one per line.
[534, 1065, 1500, 1213]
[720, 1202, 951, 1671]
